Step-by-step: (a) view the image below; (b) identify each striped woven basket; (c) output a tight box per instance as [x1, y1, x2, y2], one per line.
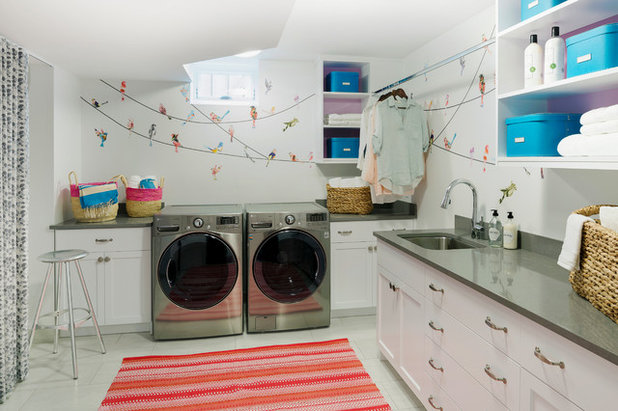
[569, 204, 618, 324]
[326, 184, 373, 215]
[120, 175, 164, 218]
[69, 171, 119, 223]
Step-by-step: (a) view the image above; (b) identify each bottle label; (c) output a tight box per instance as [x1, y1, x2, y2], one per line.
[504, 232, 514, 243]
[489, 228, 501, 241]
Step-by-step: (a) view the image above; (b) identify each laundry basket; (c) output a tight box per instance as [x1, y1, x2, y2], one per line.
[121, 175, 164, 217]
[569, 204, 618, 323]
[69, 171, 119, 223]
[326, 184, 373, 215]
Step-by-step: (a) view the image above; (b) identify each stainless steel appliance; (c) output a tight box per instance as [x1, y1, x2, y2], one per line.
[245, 202, 330, 332]
[152, 205, 243, 340]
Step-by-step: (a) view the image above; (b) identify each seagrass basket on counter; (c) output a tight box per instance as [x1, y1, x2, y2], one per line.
[326, 184, 373, 215]
[68, 171, 119, 223]
[569, 204, 618, 324]
[120, 175, 164, 218]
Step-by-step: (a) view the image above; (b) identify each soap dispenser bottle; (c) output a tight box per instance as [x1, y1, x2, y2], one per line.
[544, 26, 566, 84]
[488, 209, 503, 248]
[524, 34, 544, 88]
[503, 211, 519, 250]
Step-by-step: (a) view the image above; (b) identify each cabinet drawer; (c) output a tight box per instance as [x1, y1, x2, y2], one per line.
[331, 219, 415, 243]
[422, 374, 461, 411]
[425, 265, 521, 357]
[424, 300, 520, 410]
[517, 317, 618, 410]
[55, 228, 150, 252]
[520, 368, 582, 411]
[424, 337, 507, 411]
[377, 239, 425, 295]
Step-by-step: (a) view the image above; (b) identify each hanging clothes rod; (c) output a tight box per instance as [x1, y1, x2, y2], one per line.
[373, 37, 496, 94]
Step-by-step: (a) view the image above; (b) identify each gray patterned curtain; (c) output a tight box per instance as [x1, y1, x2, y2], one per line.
[0, 36, 30, 402]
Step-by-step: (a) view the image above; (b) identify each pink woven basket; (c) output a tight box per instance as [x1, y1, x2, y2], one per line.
[120, 175, 164, 217]
[68, 171, 119, 222]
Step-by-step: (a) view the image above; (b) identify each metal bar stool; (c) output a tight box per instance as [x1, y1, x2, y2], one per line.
[29, 249, 105, 379]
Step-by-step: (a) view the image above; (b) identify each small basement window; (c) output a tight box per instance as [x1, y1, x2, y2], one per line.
[185, 58, 258, 106]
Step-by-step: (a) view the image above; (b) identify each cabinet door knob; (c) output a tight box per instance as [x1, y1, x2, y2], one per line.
[484, 364, 507, 384]
[104, 256, 111, 262]
[428, 283, 444, 294]
[534, 347, 565, 369]
[97, 256, 104, 263]
[373, 245, 377, 251]
[427, 396, 443, 410]
[428, 358, 444, 372]
[428, 321, 444, 333]
[485, 316, 508, 333]
[368, 246, 373, 251]
[95, 238, 113, 243]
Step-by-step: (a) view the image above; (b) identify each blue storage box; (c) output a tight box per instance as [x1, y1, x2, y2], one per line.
[506, 113, 581, 157]
[566, 23, 618, 78]
[521, 0, 566, 21]
[325, 72, 359, 92]
[328, 137, 360, 158]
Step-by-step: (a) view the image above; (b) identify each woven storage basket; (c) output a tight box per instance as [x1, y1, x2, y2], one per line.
[69, 171, 119, 223]
[121, 176, 164, 218]
[569, 204, 618, 324]
[326, 184, 373, 215]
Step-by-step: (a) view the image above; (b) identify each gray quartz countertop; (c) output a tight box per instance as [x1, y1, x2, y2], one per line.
[50, 215, 153, 230]
[374, 228, 618, 366]
[317, 199, 417, 222]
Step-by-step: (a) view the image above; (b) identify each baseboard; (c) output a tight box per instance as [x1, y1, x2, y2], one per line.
[331, 307, 376, 318]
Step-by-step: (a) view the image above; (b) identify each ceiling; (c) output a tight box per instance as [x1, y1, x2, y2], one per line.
[0, 0, 494, 81]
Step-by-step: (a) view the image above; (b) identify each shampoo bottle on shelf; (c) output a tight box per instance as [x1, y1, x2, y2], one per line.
[544, 26, 566, 84]
[524, 34, 544, 88]
[503, 211, 518, 250]
[488, 209, 503, 248]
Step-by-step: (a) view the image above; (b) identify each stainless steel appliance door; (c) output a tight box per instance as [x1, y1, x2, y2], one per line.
[252, 229, 327, 304]
[157, 232, 238, 310]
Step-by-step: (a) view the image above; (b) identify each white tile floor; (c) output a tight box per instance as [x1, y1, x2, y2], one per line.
[2, 315, 424, 410]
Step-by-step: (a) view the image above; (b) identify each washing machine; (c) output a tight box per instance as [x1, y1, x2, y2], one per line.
[246, 202, 330, 333]
[152, 205, 243, 340]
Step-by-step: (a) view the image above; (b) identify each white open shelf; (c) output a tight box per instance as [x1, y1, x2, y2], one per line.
[498, 156, 618, 170]
[318, 158, 357, 165]
[498, 66, 618, 101]
[498, 0, 618, 40]
[323, 125, 361, 129]
[323, 92, 370, 100]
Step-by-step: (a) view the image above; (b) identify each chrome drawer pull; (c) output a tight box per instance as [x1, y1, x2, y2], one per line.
[95, 238, 113, 243]
[428, 358, 444, 372]
[484, 364, 507, 384]
[428, 283, 444, 294]
[428, 396, 443, 410]
[389, 282, 399, 292]
[485, 316, 508, 333]
[428, 321, 444, 333]
[534, 347, 565, 369]
[337, 230, 352, 235]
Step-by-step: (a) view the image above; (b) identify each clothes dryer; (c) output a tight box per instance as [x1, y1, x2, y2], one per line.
[245, 202, 330, 332]
[152, 205, 243, 340]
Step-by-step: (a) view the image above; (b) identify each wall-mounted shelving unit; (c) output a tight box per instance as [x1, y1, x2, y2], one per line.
[496, 0, 618, 169]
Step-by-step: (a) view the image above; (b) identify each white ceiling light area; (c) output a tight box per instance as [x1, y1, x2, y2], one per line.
[0, 0, 494, 81]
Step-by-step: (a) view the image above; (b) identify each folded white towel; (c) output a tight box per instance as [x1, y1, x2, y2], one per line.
[580, 104, 618, 125]
[557, 133, 618, 156]
[328, 178, 342, 188]
[326, 120, 362, 127]
[600, 206, 618, 233]
[580, 120, 618, 135]
[558, 214, 593, 271]
[127, 175, 142, 189]
[328, 113, 362, 121]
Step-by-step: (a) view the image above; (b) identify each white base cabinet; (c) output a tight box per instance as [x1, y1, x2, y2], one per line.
[54, 227, 151, 331]
[330, 219, 415, 311]
[377, 239, 618, 410]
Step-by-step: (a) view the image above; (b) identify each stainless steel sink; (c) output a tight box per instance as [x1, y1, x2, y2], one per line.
[398, 233, 483, 250]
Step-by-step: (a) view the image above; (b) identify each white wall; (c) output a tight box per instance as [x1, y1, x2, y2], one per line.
[53, 66, 83, 223]
[80, 59, 359, 204]
[402, 6, 618, 240]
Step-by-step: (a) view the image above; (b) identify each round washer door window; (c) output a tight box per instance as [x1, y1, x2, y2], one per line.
[158, 233, 238, 310]
[253, 229, 327, 304]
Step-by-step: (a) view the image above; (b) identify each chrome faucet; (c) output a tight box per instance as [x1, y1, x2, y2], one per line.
[440, 178, 484, 239]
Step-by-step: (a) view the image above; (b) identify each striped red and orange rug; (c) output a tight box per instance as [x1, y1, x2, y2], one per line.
[99, 338, 391, 410]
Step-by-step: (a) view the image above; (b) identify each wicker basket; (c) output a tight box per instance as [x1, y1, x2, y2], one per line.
[569, 204, 618, 324]
[69, 171, 119, 223]
[326, 184, 373, 215]
[121, 175, 164, 218]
